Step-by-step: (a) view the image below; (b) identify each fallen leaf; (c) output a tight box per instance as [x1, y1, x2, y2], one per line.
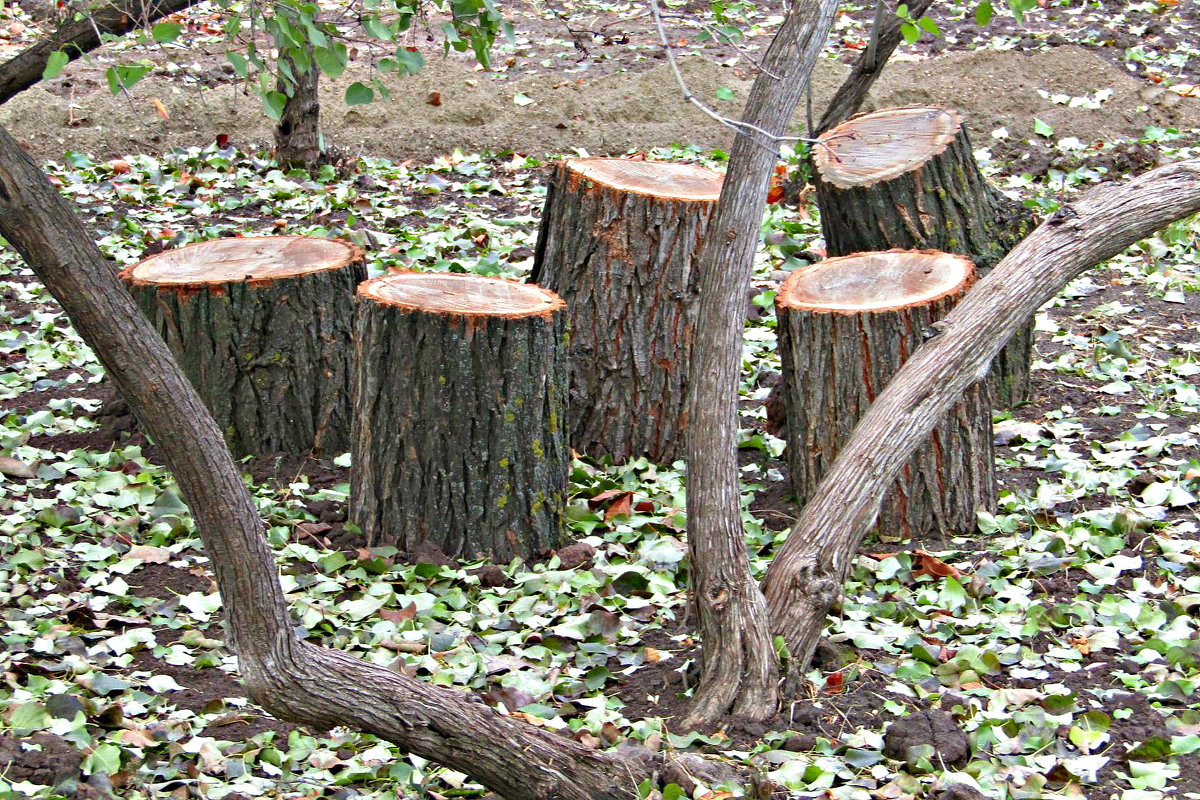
[913, 549, 964, 581]
[152, 98, 170, 120]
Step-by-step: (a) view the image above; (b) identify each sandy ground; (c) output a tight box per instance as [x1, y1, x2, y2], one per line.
[4, 44, 1198, 161]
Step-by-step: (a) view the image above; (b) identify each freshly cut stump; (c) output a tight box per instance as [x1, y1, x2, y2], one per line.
[120, 236, 364, 457]
[532, 158, 723, 463]
[351, 272, 569, 561]
[776, 250, 996, 539]
[813, 106, 1033, 406]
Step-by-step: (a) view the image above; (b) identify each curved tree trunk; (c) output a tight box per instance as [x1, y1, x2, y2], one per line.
[762, 159, 1200, 678]
[813, 106, 1034, 406]
[120, 236, 363, 457]
[350, 272, 569, 562]
[0, 124, 642, 800]
[274, 46, 323, 171]
[532, 158, 722, 463]
[777, 250, 994, 540]
[681, 0, 842, 727]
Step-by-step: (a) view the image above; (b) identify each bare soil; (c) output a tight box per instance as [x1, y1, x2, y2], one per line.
[5, 43, 1196, 162]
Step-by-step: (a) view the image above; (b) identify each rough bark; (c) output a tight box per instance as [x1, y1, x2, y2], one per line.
[682, 0, 842, 727]
[777, 250, 994, 541]
[762, 159, 1200, 677]
[120, 237, 363, 457]
[0, 0, 197, 106]
[350, 272, 569, 562]
[0, 125, 640, 799]
[813, 0, 935, 137]
[531, 158, 722, 463]
[274, 39, 323, 170]
[813, 106, 1034, 406]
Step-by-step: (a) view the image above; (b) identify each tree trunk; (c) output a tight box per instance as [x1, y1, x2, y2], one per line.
[274, 47, 323, 171]
[762, 159, 1200, 679]
[531, 158, 722, 464]
[777, 250, 994, 540]
[0, 123, 642, 800]
[0, 0, 198, 106]
[120, 236, 363, 458]
[813, 106, 1034, 406]
[813, 0, 935, 137]
[350, 271, 569, 562]
[681, 0, 841, 727]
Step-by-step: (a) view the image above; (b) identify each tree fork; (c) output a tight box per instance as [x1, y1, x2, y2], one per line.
[763, 159, 1200, 676]
[776, 250, 995, 541]
[682, 0, 841, 727]
[350, 272, 569, 561]
[0, 124, 644, 800]
[532, 158, 722, 464]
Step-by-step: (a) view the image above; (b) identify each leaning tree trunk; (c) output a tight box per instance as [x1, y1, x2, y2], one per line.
[350, 271, 569, 562]
[120, 236, 363, 457]
[532, 158, 723, 464]
[274, 45, 323, 171]
[762, 160, 1200, 680]
[812, 0, 935, 137]
[680, 0, 842, 727]
[0, 124, 642, 800]
[813, 106, 1034, 406]
[777, 250, 995, 540]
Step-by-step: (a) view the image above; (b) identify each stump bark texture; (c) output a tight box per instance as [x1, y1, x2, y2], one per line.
[776, 250, 995, 539]
[813, 107, 1034, 406]
[350, 272, 569, 561]
[120, 236, 364, 457]
[532, 158, 723, 463]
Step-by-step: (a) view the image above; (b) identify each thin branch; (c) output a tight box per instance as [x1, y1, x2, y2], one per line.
[648, 0, 813, 151]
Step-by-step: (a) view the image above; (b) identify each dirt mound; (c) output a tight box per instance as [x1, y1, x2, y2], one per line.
[871, 46, 1198, 143]
[4, 44, 1195, 161]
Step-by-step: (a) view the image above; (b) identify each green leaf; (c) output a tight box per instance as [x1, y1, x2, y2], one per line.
[43, 50, 70, 80]
[84, 742, 122, 776]
[1033, 118, 1054, 137]
[900, 21, 920, 44]
[226, 50, 249, 77]
[395, 48, 426, 76]
[1127, 737, 1172, 761]
[917, 16, 940, 36]
[313, 45, 346, 78]
[976, 1, 994, 25]
[105, 63, 153, 94]
[263, 90, 288, 120]
[715, 86, 735, 101]
[152, 22, 184, 43]
[345, 82, 375, 106]
[9, 701, 50, 733]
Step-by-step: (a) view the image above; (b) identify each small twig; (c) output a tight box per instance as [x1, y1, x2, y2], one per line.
[699, 22, 781, 79]
[648, 0, 814, 152]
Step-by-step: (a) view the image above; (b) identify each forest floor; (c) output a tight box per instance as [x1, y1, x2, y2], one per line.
[1, 0, 1200, 799]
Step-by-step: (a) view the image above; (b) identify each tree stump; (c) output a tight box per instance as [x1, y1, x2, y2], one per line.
[813, 106, 1034, 406]
[532, 158, 723, 463]
[776, 250, 995, 539]
[350, 271, 569, 561]
[120, 236, 364, 457]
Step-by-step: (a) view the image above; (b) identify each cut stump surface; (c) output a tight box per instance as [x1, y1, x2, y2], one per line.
[120, 236, 364, 457]
[813, 106, 1034, 406]
[532, 157, 723, 463]
[350, 271, 569, 562]
[776, 250, 996, 540]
